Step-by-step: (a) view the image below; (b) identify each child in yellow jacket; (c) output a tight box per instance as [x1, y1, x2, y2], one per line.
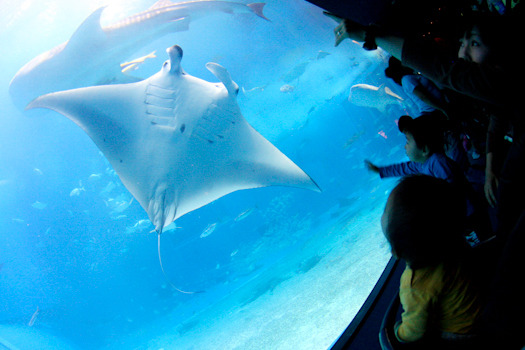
[381, 175, 482, 346]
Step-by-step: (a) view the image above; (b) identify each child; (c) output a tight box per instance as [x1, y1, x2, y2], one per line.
[366, 112, 495, 243]
[366, 112, 468, 190]
[381, 175, 482, 346]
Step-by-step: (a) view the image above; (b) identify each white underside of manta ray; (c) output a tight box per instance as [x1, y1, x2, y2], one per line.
[27, 45, 320, 234]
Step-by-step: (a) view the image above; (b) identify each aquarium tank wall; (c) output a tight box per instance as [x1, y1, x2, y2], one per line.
[0, 0, 412, 348]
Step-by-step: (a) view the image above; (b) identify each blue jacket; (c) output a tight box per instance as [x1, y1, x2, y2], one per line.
[379, 153, 474, 215]
[379, 153, 464, 184]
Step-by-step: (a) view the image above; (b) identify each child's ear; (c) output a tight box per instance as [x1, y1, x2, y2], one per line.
[423, 146, 431, 157]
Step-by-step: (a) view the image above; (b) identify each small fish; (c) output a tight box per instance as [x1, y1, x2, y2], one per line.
[28, 306, 39, 327]
[316, 50, 331, 60]
[241, 85, 266, 94]
[200, 223, 217, 238]
[70, 187, 85, 197]
[88, 173, 102, 181]
[161, 222, 183, 232]
[234, 207, 255, 222]
[279, 84, 295, 93]
[111, 214, 128, 220]
[343, 130, 365, 149]
[31, 201, 47, 210]
[126, 219, 152, 234]
[109, 197, 134, 215]
[120, 51, 157, 73]
[100, 181, 116, 196]
[70, 180, 85, 197]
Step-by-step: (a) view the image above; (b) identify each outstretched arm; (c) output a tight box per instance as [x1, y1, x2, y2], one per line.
[325, 12, 405, 60]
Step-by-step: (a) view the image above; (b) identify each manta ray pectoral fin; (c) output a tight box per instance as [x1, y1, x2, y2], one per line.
[206, 62, 239, 96]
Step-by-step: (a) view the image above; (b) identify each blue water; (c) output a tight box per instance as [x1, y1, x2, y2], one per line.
[0, 1, 413, 349]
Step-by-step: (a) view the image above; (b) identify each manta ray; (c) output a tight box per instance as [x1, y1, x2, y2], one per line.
[9, 0, 268, 110]
[348, 83, 404, 114]
[27, 45, 319, 293]
[27, 45, 320, 233]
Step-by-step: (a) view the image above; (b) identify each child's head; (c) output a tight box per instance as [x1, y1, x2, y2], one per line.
[381, 175, 466, 269]
[398, 112, 445, 162]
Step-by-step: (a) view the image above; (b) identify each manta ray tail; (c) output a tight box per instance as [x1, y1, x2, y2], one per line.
[157, 232, 204, 295]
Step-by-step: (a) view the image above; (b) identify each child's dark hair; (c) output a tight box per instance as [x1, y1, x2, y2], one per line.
[398, 112, 446, 154]
[384, 175, 467, 269]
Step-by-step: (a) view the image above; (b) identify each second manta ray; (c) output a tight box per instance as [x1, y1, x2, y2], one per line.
[27, 45, 320, 234]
